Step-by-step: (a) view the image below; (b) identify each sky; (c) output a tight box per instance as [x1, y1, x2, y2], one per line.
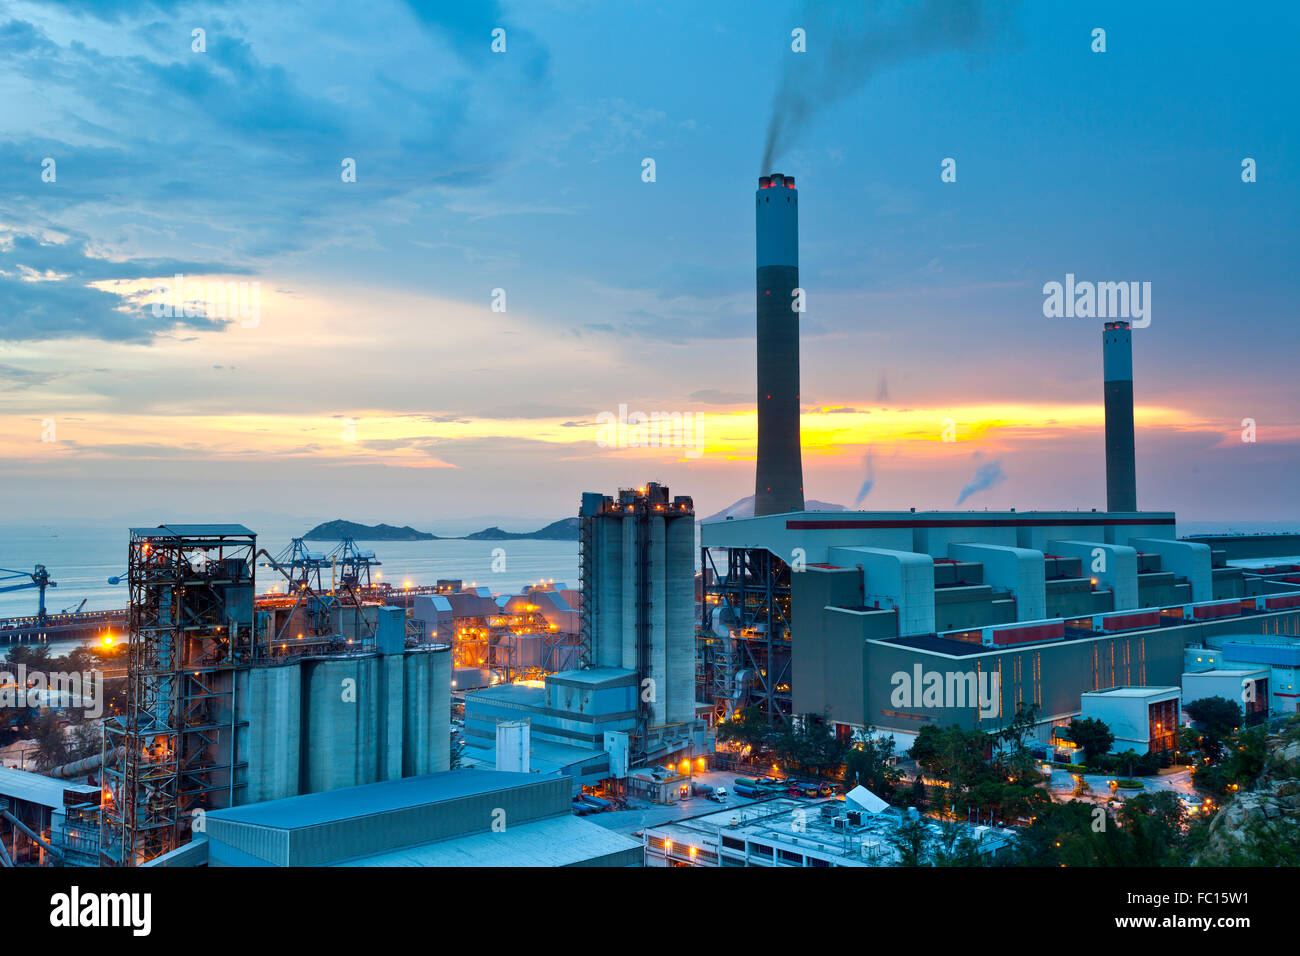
[0, 0, 1297, 530]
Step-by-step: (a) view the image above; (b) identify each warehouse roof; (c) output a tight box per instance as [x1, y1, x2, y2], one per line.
[335, 813, 638, 867]
[0, 765, 98, 810]
[129, 523, 255, 537]
[207, 769, 557, 831]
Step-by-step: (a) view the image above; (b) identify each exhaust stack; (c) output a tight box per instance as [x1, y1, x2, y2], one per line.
[754, 173, 805, 516]
[1103, 320, 1137, 512]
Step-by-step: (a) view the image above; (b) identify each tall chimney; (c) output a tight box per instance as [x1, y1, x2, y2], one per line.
[1103, 320, 1137, 512]
[754, 173, 805, 515]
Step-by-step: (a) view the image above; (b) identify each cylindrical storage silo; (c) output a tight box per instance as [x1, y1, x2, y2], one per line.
[402, 646, 451, 776]
[236, 661, 303, 804]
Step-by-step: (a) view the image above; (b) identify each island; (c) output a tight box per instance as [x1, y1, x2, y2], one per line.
[302, 516, 580, 542]
[303, 520, 439, 541]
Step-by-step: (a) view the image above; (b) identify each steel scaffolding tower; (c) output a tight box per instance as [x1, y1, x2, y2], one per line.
[699, 546, 793, 725]
[576, 510, 594, 670]
[100, 525, 256, 866]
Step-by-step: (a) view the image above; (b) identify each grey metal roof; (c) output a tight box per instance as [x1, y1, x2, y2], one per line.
[206, 769, 558, 831]
[334, 813, 639, 867]
[547, 667, 637, 687]
[0, 765, 98, 809]
[130, 523, 255, 537]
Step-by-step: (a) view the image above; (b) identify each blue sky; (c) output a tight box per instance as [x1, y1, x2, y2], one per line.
[0, 0, 1297, 527]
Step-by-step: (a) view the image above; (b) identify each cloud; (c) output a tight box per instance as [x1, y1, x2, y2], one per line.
[0, 364, 56, 389]
[689, 389, 749, 405]
[0, 2, 555, 260]
[0, 231, 246, 341]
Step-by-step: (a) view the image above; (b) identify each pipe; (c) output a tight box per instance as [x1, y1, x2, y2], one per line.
[1, 808, 62, 860]
[46, 746, 125, 779]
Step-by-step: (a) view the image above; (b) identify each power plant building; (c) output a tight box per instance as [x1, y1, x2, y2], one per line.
[701, 509, 1300, 749]
[462, 483, 707, 790]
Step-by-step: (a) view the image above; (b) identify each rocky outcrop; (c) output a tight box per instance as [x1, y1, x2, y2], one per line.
[1194, 735, 1300, 865]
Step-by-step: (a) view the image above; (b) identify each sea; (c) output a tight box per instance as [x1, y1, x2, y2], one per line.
[0, 520, 578, 655]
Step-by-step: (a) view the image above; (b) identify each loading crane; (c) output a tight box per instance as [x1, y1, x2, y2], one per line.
[329, 537, 381, 590]
[0, 565, 57, 622]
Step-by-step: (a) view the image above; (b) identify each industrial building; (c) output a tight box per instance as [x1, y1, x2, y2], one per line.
[643, 792, 1016, 867]
[163, 769, 640, 867]
[0, 765, 100, 866]
[1078, 686, 1180, 755]
[702, 175, 1300, 755]
[414, 580, 582, 688]
[97, 524, 451, 867]
[700, 508, 1300, 750]
[463, 483, 707, 792]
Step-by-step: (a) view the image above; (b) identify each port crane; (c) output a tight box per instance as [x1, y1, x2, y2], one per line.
[254, 537, 379, 646]
[0, 565, 57, 622]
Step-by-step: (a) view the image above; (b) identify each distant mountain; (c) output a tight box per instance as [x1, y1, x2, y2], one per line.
[462, 517, 580, 541]
[303, 517, 580, 542]
[303, 520, 439, 541]
[701, 494, 846, 523]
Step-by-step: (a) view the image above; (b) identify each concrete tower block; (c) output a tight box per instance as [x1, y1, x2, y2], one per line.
[947, 543, 1047, 622]
[829, 546, 935, 637]
[1049, 540, 1139, 610]
[1131, 538, 1213, 602]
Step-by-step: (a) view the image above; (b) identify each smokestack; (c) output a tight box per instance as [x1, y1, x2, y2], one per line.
[1103, 320, 1137, 512]
[755, 173, 805, 516]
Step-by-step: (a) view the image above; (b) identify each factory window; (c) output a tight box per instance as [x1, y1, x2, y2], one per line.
[749, 842, 773, 857]
[808, 856, 831, 867]
[778, 849, 804, 865]
[721, 854, 746, 867]
[721, 836, 745, 851]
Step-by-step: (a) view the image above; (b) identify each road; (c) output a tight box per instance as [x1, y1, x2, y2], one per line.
[1043, 764, 1198, 804]
[586, 769, 775, 836]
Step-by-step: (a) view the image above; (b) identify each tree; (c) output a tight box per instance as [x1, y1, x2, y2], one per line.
[888, 813, 933, 866]
[931, 819, 983, 866]
[1118, 791, 1186, 865]
[715, 706, 770, 757]
[770, 714, 851, 777]
[992, 703, 1040, 781]
[1064, 717, 1114, 763]
[32, 710, 70, 770]
[1184, 697, 1243, 764]
[844, 728, 902, 799]
[910, 724, 990, 816]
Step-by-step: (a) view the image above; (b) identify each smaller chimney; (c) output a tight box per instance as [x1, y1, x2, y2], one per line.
[1103, 320, 1137, 512]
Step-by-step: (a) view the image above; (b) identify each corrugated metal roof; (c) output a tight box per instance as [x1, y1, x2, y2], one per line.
[129, 523, 255, 537]
[334, 813, 638, 867]
[546, 666, 636, 687]
[1222, 642, 1300, 666]
[206, 769, 556, 831]
[0, 765, 97, 809]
